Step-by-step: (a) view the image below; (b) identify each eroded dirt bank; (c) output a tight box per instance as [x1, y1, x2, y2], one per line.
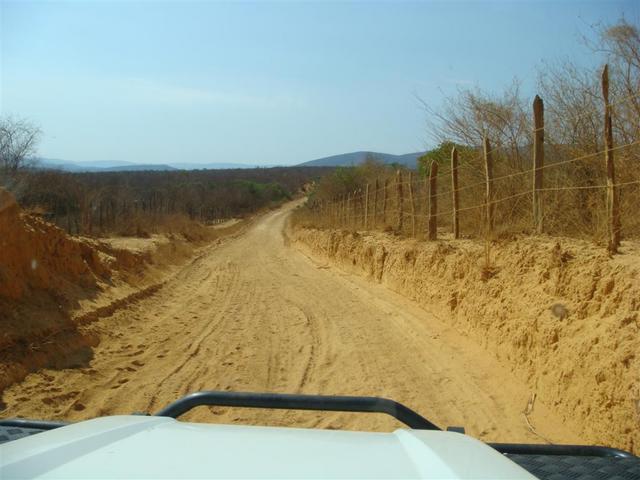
[290, 225, 640, 453]
[2, 201, 587, 448]
[0, 188, 249, 398]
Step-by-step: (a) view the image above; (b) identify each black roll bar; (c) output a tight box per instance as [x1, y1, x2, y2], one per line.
[154, 390, 441, 430]
[0, 418, 70, 430]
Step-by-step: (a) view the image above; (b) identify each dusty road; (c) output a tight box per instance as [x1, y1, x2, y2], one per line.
[3, 202, 583, 444]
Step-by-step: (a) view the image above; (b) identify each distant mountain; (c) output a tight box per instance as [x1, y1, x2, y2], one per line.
[36, 159, 104, 172]
[298, 151, 424, 168]
[74, 160, 135, 168]
[101, 164, 177, 172]
[34, 151, 425, 172]
[37, 159, 176, 172]
[168, 162, 269, 170]
[34, 158, 265, 172]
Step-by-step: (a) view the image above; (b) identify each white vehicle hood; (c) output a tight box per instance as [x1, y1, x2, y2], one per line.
[0, 415, 535, 479]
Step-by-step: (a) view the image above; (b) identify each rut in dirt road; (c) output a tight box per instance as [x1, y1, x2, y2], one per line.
[2, 202, 584, 445]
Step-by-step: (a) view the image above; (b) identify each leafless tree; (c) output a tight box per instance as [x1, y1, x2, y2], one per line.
[418, 80, 529, 169]
[0, 117, 41, 175]
[596, 20, 640, 143]
[538, 20, 640, 151]
[537, 61, 602, 152]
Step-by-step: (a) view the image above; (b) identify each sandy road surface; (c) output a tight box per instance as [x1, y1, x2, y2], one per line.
[2, 202, 583, 444]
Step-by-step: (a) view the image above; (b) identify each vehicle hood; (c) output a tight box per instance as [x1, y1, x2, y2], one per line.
[0, 415, 535, 479]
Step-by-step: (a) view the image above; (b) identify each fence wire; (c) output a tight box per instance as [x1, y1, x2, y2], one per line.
[297, 95, 640, 248]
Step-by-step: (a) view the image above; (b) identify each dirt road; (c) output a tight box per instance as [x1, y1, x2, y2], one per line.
[2, 202, 583, 444]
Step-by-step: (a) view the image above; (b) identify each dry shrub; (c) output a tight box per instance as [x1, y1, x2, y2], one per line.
[294, 142, 640, 245]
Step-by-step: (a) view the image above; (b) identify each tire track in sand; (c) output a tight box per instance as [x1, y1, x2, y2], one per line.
[1, 201, 585, 445]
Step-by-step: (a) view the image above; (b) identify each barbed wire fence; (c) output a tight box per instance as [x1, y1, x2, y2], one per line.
[299, 66, 640, 254]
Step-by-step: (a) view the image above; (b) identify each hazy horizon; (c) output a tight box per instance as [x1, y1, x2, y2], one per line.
[36, 147, 427, 168]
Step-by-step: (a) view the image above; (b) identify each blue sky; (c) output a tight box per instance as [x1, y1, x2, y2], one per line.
[1, 1, 637, 166]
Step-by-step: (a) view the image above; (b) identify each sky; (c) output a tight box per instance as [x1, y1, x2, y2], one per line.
[1, 1, 638, 166]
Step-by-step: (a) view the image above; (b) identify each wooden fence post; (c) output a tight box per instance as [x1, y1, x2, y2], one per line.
[373, 178, 379, 228]
[364, 184, 370, 229]
[360, 188, 364, 227]
[396, 170, 404, 232]
[382, 178, 388, 225]
[331, 197, 336, 226]
[349, 191, 354, 227]
[408, 171, 416, 237]
[483, 136, 494, 237]
[345, 193, 349, 227]
[424, 173, 429, 233]
[532, 95, 544, 234]
[353, 190, 357, 227]
[349, 190, 358, 228]
[428, 161, 438, 240]
[357, 188, 362, 227]
[602, 64, 620, 252]
[451, 147, 459, 239]
[330, 197, 334, 226]
[355, 189, 359, 227]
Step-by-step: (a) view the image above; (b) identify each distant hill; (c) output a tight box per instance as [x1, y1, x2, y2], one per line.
[298, 151, 424, 168]
[101, 164, 177, 172]
[35, 158, 100, 172]
[73, 160, 134, 168]
[35, 158, 265, 172]
[168, 162, 270, 170]
[34, 151, 425, 172]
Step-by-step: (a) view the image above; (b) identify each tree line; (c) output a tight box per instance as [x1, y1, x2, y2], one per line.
[2, 166, 330, 236]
